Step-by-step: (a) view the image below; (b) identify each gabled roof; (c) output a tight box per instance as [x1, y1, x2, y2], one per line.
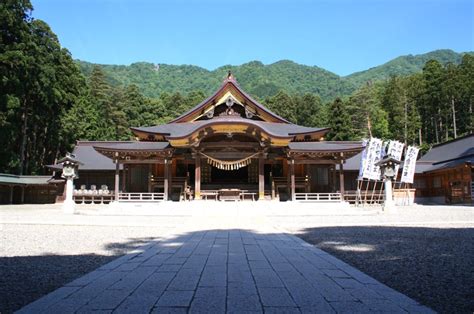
[68, 141, 127, 170]
[418, 134, 474, 163]
[417, 134, 474, 173]
[169, 77, 289, 123]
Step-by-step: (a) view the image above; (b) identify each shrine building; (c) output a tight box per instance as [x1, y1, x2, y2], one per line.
[56, 74, 365, 203]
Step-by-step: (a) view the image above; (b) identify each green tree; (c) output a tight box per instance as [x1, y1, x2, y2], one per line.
[326, 98, 352, 141]
[295, 93, 324, 127]
[347, 83, 389, 140]
[264, 90, 297, 123]
[381, 76, 406, 141]
[421, 60, 445, 143]
[0, 0, 86, 174]
[458, 54, 474, 134]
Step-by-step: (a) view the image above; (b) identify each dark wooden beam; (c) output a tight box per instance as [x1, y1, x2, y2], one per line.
[169, 159, 173, 201]
[259, 154, 264, 200]
[290, 159, 295, 201]
[200, 142, 260, 149]
[195, 154, 201, 200]
[293, 159, 338, 165]
[118, 159, 165, 164]
[339, 161, 345, 195]
[164, 159, 169, 201]
[122, 165, 127, 192]
[114, 160, 119, 202]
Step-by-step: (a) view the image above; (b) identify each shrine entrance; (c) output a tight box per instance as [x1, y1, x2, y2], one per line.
[211, 166, 249, 184]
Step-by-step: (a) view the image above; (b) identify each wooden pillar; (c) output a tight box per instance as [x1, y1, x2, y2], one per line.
[332, 166, 337, 192]
[195, 154, 201, 200]
[258, 154, 265, 200]
[164, 159, 169, 201]
[9, 185, 13, 204]
[147, 164, 152, 193]
[339, 161, 345, 196]
[169, 159, 173, 201]
[305, 164, 310, 193]
[122, 164, 127, 192]
[21, 186, 25, 204]
[290, 159, 295, 201]
[114, 160, 120, 202]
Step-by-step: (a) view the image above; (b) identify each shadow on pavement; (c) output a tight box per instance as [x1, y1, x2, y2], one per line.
[295, 226, 474, 314]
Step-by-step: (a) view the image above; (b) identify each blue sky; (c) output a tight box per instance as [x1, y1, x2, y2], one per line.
[31, 0, 473, 76]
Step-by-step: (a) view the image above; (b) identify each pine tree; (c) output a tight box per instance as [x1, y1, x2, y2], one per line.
[346, 83, 389, 140]
[382, 76, 406, 141]
[326, 98, 352, 141]
[295, 93, 323, 127]
[264, 90, 297, 123]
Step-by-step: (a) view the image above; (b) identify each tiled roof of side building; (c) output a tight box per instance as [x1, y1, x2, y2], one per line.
[418, 133, 474, 163]
[418, 155, 474, 174]
[73, 141, 128, 170]
[343, 152, 362, 171]
[92, 141, 170, 151]
[48, 141, 171, 171]
[0, 174, 53, 185]
[288, 141, 365, 152]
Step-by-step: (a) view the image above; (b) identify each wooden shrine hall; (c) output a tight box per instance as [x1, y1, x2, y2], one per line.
[68, 74, 364, 202]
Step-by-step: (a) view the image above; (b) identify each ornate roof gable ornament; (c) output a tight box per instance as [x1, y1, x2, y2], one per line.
[226, 70, 235, 82]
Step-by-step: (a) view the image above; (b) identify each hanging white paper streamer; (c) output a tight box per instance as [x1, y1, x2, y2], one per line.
[401, 146, 419, 184]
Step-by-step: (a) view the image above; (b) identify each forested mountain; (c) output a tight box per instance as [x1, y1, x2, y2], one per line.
[76, 49, 471, 102]
[76, 60, 355, 102]
[346, 49, 471, 86]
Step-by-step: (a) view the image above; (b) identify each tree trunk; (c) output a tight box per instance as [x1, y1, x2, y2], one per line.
[404, 101, 408, 145]
[470, 98, 473, 134]
[451, 96, 457, 138]
[19, 98, 28, 175]
[433, 117, 439, 143]
[419, 128, 422, 146]
[445, 117, 449, 141]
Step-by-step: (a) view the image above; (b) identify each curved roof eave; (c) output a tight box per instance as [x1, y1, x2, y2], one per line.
[133, 118, 327, 140]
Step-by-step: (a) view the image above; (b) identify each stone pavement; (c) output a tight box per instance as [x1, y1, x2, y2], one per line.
[17, 227, 434, 313]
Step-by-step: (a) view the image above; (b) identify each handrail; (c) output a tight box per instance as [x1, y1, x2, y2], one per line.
[294, 193, 342, 202]
[118, 192, 165, 202]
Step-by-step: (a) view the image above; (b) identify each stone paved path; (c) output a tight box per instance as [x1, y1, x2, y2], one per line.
[17, 226, 433, 314]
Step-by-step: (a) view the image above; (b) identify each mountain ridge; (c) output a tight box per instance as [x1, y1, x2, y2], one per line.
[76, 49, 472, 102]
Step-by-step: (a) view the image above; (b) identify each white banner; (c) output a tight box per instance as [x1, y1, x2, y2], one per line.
[360, 138, 383, 180]
[387, 140, 405, 180]
[401, 146, 419, 184]
[357, 139, 368, 180]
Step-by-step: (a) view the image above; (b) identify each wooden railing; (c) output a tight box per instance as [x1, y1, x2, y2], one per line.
[294, 193, 342, 202]
[73, 194, 114, 204]
[118, 192, 165, 202]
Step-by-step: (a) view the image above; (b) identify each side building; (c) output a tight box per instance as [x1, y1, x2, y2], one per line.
[414, 134, 473, 204]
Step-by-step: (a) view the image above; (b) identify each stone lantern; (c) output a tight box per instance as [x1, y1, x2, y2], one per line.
[375, 155, 401, 211]
[58, 153, 82, 214]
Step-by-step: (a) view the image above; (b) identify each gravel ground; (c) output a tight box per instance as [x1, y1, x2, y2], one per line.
[0, 224, 174, 313]
[1, 204, 473, 313]
[294, 225, 474, 314]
